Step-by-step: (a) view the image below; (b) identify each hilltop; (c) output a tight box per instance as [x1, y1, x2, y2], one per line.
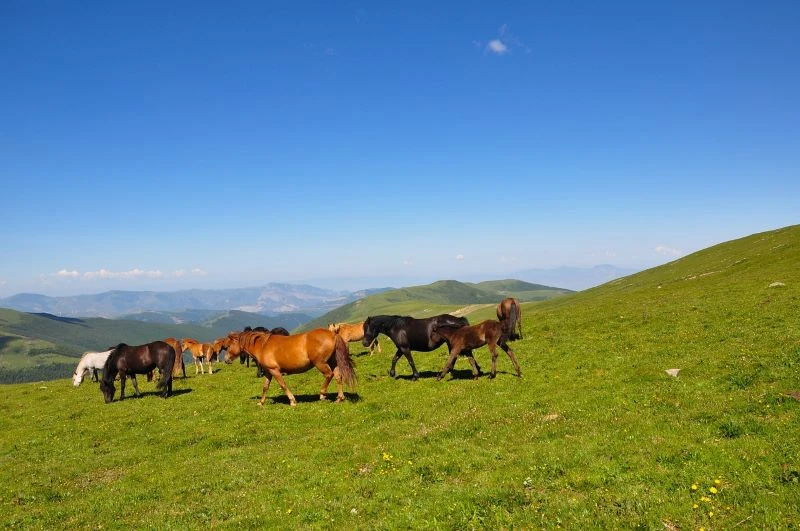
[301, 279, 571, 330]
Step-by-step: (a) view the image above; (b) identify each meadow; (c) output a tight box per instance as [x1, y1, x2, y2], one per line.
[1, 226, 799, 529]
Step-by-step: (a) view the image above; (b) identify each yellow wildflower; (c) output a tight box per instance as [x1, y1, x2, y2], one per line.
[691, 483, 698, 490]
[709, 486, 718, 494]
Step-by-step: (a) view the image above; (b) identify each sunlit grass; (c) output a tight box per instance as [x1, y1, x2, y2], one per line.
[1, 225, 799, 528]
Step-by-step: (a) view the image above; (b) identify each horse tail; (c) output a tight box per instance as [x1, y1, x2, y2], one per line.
[334, 334, 357, 388]
[503, 300, 519, 341]
[157, 345, 176, 392]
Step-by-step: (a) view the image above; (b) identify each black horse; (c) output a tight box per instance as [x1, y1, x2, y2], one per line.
[240, 326, 290, 377]
[100, 341, 176, 403]
[362, 314, 473, 380]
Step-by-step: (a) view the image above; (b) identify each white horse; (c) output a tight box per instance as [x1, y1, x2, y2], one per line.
[72, 349, 113, 386]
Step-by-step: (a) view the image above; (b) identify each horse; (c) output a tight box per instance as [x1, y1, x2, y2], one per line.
[99, 341, 176, 403]
[432, 319, 522, 380]
[328, 322, 382, 355]
[163, 337, 186, 378]
[361, 314, 472, 380]
[72, 349, 113, 386]
[496, 297, 522, 340]
[182, 338, 215, 375]
[223, 328, 356, 407]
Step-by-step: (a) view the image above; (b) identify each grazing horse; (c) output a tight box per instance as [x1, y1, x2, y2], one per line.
[182, 338, 215, 375]
[328, 322, 382, 355]
[496, 297, 522, 340]
[223, 328, 356, 407]
[100, 341, 176, 403]
[432, 319, 522, 380]
[163, 337, 186, 378]
[72, 349, 114, 386]
[361, 314, 472, 380]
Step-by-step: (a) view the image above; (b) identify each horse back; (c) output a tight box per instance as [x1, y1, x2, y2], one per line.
[250, 329, 335, 373]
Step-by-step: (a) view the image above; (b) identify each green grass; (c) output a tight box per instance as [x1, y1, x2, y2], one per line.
[1, 225, 799, 528]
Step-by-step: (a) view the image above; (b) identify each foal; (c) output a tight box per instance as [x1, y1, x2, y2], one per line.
[432, 319, 522, 381]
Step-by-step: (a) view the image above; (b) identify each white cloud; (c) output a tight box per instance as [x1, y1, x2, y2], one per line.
[190, 268, 207, 276]
[56, 269, 79, 278]
[483, 24, 530, 56]
[83, 268, 165, 280]
[455, 254, 465, 261]
[655, 245, 683, 257]
[487, 39, 508, 54]
[402, 259, 414, 266]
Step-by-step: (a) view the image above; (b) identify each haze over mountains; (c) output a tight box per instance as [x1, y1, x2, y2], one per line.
[0, 266, 634, 318]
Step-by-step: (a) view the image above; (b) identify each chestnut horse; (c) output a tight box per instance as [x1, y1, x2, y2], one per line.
[100, 341, 176, 403]
[496, 297, 522, 340]
[163, 337, 186, 378]
[328, 322, 382, 355]
[182, 338, 215, 374]
[223, 328, 356, 407]
[432, 318, 522, 380]
[362, 314, 472, 380]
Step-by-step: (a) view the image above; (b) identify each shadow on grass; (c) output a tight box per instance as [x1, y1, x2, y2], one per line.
[116, 388, 193, 401]
[249, 392, 361, 405]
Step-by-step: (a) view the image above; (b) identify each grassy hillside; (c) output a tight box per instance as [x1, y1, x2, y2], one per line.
[0, 309, 293, 383]
[0, 225, 798, 528]
[300, 279, 571, 331]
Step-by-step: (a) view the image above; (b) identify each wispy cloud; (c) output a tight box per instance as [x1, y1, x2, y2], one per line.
[52, 267, 209, 281]
[655, 245, 684, 257]
[454, 253, 465, 261]
[402, 259, 414, 267]
[82, 268, 165, 280]
[479, 24, 531, 56]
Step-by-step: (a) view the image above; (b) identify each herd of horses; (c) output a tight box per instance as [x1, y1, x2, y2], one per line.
[73, 297, 524, 406]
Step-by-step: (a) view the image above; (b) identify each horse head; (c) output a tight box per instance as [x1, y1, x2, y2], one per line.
[361, 317, 375, 347]
[222, 333, 242, 364]
[72, 368, 84, 387]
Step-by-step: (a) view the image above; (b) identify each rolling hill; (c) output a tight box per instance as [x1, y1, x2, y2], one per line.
[300, 279, 572, 331]
[0, 225, 797, 528]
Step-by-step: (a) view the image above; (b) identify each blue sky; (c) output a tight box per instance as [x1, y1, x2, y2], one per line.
[1, 1, 798, 297]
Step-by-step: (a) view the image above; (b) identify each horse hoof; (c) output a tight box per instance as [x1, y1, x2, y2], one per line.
[389, 370, 396, 378]
[290, 401, 298, 407]
[320, 395, 329, 401]
[335, 396, 345, 403]
[412, 374, 420, 381]
[489, 374, 496, 379]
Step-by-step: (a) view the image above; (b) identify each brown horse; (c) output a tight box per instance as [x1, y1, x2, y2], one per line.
[163, 337, 186, 377]
[223, 328, 356, 406]
[328, 322, 382, 355]
[496, 297, 523, 340]
[182, 338, 215, 374]
[432, 319, 522, 380]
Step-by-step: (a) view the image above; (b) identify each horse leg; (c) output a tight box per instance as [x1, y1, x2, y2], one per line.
[489, 343, 499, 379]
[261, 367, 297, 407]
[207, 353, 213, 374]
[257, 372, 273, 405]
[119, 371, 127, 400]
[437, 347, 462, 381]
[461, 349, 482, 379]
[389, 349, 403, 378]
[91, 368, 99, 382]
[403, 350, 421, 381]
[130, 374, 141, 396]
[315, 362, 335, 401]
[500, 342, 522, 377]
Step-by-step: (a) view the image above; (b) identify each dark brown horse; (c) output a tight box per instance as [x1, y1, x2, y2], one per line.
[223, 328, 356, 406]
[100, 341, 176, 403]
[362, 314, 472, 380]
[432, 319, 522, 380]
[496, 297, 522, 340]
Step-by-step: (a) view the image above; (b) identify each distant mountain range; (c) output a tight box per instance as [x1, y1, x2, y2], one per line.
[0, 283, 391, 319]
